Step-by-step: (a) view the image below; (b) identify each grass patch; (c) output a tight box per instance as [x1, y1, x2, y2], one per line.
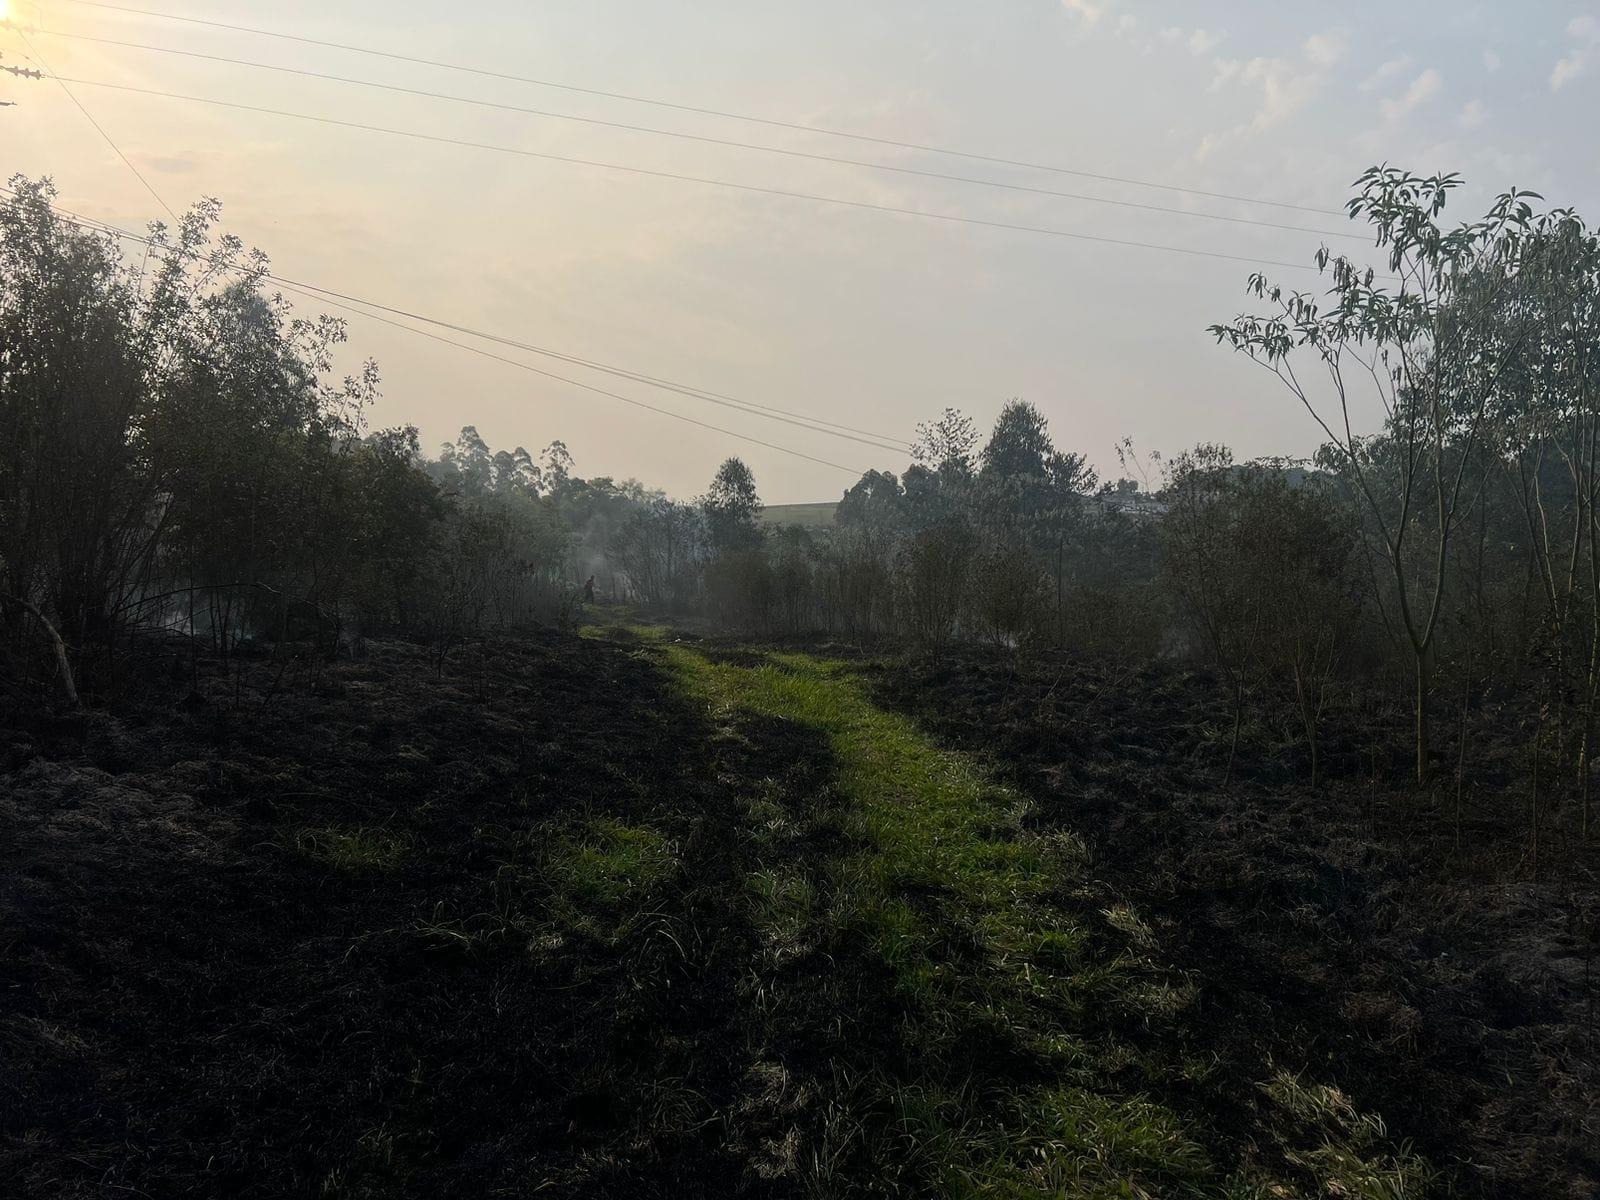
[666, 648, 1116, 1027]
[631, 638, 1446, 1198]
[656, 644, 1230, 1195]
[541, 817, 676, 941]
[295, 826, 410, 874]
[1263, 1071, 1440, 1199]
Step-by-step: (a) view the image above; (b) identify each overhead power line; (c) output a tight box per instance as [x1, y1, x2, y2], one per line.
[261, 278, 908, 452]
[0, 53, 44, 80]
[10, 185, 905, 450]
[0, 35, 900, 455]
[54, 0, 1340, 217]
[270, 285, 877, 475]
[14, 31, 177, 221]
[35, 73, 1340, 274]
[0, 48, 906, 452]
[2, 36, 876, 470]
[0, 187, 880, 475]
[21, 26, 1364, 243]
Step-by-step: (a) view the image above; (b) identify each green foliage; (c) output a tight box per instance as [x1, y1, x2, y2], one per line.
[0, 179, 582, 695]
[1262, 1071, 1440, 1199]
[542, 818, 675, 941]
[295, 826, 411, 874]
[1211, 165, 1595, 782]
[912, 407, 978, 474]
[702, 455, 763, 554]
[837, 469, 905, 532]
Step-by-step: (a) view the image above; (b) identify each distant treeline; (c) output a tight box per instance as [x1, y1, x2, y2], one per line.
[5, 167, 1600, 850]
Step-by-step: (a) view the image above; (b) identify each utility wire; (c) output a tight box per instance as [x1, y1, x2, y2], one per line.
[259, 277, 909, 452]
[35, 73, 1340, 274]
[0, 179, 905, 450]
[53, 0, 1340, 217]
[13, 29, 178, 221]
[0, 40, 904, 447]
[21, 26, 1365, 243]
[271, 285, 876, 475]
[0, 187, 878, 475]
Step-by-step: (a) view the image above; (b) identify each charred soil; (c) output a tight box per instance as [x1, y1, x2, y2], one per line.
[872, 649, 1600, 1199]
[3, 623, 1594, 1197]
[2, 629, 775, 1197]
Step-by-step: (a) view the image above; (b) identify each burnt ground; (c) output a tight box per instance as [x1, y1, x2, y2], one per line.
[2, 622, 1597, 1197]
[0, 629, 795, 1198]
[871, 650, 1600, 1199]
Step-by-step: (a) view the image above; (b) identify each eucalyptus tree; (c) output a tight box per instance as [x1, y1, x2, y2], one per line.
[902, 407, 978, 534]
[837, 469, 905, 532]
[610, 497, 702, 610]
[1211, 167, 1545, 783]
[1486, 211, 1600, 832]
[702, 456, 762, 555]
[1160, 445, 1262, 781]
[974, 400, 1098, 645]
[912, 407, 978, 474]
[698, 457, 770, 627]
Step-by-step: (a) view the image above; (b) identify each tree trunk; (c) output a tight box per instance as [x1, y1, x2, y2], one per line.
[2, 593, 80, 709]
[1457, 653, 1471, 852]
[1531, 714, 1543, 881]
[1294, 661, 1320, 787]
[1574, 723, 1587, 844]
[1414, 648, 1431, 785]
[1225, 675, 1245, 787]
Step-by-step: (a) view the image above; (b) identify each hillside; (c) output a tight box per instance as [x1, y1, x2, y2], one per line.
[756, 502, 838, 529]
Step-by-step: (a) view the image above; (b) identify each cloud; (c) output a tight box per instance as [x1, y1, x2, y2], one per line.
[1482, 49, 1501, 72]
[1552, 14, 1600, 89]
[1243, 58, 1323, 128]
[1060, 0, 1103, 27]
[1303, 31, 1346, 68]
[1458, 99, 1485, 129]
[1195, 30, 1349, 160]
[1381, 66, 1443, 120]
[1552, 52, 1586, 88]
[1359, 53, 1413, 92]
[1160, 25, 1223, 54]
[142, 154, 200, 175]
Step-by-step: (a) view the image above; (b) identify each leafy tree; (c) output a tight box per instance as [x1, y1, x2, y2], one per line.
[702, 456, 762, 555]
[541, 439, 577, 497]
[1212, 167, 1547, 782]
[837, 469, 905, 533]
[610, 497, 702, 610]
[436, 426, 495, 497]
[912, 407, 978, 473]
[976, 400, 1098, 642]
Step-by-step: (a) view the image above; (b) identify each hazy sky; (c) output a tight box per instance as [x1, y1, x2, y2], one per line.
[5, 1, 1598, 501]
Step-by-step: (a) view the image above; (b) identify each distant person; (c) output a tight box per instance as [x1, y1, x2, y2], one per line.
[583, 576, 596, 604]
